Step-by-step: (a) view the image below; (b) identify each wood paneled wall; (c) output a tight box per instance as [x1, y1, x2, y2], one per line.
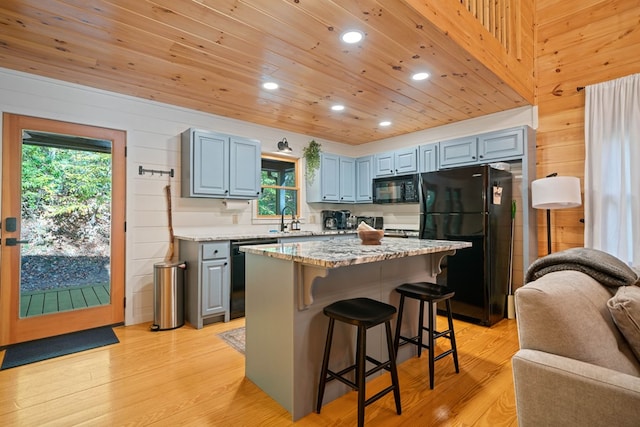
[459, 0, 521, 57]
[535, 0, 640, 256]
[405, 0, 535, 104]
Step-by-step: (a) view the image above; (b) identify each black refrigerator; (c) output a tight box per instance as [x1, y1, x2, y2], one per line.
[419, 165, 513, 326]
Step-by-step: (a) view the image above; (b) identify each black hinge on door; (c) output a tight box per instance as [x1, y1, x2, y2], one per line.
[124, 221, 127, 232]
[124, 297, 126, 308]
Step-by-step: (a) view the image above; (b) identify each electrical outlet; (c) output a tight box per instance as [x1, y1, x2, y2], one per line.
[309, 215, 316, 224]
[232, 214, 239, 224]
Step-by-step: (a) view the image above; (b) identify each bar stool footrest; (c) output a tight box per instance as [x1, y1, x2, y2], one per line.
[433, 349, 455, 363]
[326, 368, 358, 390]
[396, 334, 420, 349]
[428, 328, 454, 340]
[366, 385, 397, 407]
[365, 355, 393, 375]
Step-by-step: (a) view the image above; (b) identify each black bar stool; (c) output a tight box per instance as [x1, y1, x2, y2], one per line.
[393, 282, 459, 389]
[316, 297, 402, 427]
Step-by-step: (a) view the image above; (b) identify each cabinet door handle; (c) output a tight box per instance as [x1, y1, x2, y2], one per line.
[479, 155, 483, 159]
[214, 250, 218, 254]
[224, 262, 228, 266]
[472, 156, 476, 160]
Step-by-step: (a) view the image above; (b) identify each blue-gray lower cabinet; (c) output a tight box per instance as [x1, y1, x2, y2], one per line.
[201, 258, 229, 318]
[179, 239, 230, 328]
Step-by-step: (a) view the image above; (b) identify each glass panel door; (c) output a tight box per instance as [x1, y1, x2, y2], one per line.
[1, 113, 125, 346]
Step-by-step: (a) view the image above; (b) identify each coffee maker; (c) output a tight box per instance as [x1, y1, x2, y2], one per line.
[333, 210, 351, 230]
[322, 210, 337, 230]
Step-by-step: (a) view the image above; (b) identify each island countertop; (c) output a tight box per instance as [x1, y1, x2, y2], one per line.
[240, 237, 472, 268]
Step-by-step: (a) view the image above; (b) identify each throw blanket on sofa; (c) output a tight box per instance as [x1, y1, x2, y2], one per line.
[526, 247, 640, 288]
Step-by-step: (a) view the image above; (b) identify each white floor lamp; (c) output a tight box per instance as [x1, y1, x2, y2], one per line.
[531, 174, 582, 254]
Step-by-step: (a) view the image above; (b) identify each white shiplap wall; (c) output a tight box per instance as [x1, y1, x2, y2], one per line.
[0, 67, 346, 325]
[0, 67, 536, 325]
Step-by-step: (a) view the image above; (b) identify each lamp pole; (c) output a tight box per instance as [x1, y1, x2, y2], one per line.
[544, 173, 557, 255]
[546, 209, 552, 254]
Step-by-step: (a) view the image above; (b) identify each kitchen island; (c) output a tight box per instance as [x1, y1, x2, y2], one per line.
[240, 237, 471, 420]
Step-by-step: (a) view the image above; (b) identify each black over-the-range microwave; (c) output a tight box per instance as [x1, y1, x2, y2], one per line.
[372, 174, 420, 204]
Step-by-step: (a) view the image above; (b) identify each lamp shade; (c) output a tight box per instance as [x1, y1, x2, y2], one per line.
[531, 176, 582, 209]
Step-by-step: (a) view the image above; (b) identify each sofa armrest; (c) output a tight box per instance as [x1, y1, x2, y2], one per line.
[512, 349, 640, 427]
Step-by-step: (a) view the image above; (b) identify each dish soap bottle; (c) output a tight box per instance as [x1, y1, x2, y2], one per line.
[292, 216, 300, 231]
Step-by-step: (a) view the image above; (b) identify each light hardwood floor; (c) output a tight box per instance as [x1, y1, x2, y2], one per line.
[0, 316, 520, 426]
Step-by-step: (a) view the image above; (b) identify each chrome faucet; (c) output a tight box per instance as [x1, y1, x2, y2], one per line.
[280, 206, 294, 232]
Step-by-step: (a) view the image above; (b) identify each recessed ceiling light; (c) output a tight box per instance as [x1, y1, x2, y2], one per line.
[262, 82, 279, 90]
[379, 121, 392, 127]
[412, 72, 430, 81]
[331, 105, 345, 111]
[341, 30, 364, 44]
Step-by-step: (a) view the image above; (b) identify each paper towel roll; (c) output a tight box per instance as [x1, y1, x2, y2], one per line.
[223, 200, 250, 210]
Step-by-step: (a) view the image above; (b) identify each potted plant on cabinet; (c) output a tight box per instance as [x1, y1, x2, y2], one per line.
[303, 139, 322, 183]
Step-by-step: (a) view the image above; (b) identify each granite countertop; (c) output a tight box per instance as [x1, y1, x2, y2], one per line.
[240, 238, 472, 268]
[174, 229, 357, 242]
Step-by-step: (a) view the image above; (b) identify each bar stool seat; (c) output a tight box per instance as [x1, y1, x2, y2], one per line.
[316, 297, 402, 427]
[394, 282, 459, 389]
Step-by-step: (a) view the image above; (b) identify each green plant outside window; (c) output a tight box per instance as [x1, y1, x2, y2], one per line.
[258, 155, 299, 217]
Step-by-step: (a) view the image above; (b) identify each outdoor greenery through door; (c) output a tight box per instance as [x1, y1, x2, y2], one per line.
[20, 133, 112, 317]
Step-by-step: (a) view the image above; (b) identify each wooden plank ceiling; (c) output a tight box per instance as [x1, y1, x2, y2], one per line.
[0, 0, 529, 145]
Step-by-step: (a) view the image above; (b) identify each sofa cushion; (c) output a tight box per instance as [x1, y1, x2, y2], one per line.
[515, 270, 640, 377]
[608, 285, 640, 361]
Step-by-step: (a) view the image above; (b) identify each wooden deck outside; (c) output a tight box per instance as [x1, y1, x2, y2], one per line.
[20, 284, 110, 318]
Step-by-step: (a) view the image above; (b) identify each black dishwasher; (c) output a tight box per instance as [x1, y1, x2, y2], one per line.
[230, 238, 278, 319]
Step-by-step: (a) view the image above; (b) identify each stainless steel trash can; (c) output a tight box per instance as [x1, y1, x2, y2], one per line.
[151, 260, 187, 331]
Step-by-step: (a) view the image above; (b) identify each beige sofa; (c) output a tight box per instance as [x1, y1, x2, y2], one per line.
[512, 264, 640, 426]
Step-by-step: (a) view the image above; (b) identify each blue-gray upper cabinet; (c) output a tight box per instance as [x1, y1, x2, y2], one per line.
[306, 153, 359, 203]
[355, 155, 374, 203]
[418, 143, 438, 172]
[181, 128, 261, 199]
[318, 153, 339, 202]
[438, 135, 478, 168]
[478, 127, 525, 161]
[374, 147, 418, 177]
[439, 127, 524, 168]
[229, 135, 262, 198]
[339, 156, 356, 202]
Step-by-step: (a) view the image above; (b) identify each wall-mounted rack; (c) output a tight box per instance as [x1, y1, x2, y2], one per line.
[138, 165, 174, 177]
